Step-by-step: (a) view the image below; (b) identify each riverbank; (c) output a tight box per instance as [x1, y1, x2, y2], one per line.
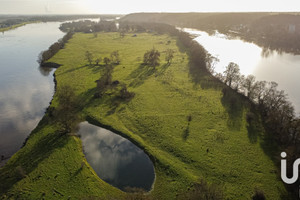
[0, 32, 287, 199]
[0, 22, 37, 32]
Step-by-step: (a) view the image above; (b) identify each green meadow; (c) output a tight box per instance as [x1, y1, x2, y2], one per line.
[0, 32, 286, 199]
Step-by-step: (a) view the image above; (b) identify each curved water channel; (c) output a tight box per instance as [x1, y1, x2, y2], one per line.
[185, 29, 300, 114]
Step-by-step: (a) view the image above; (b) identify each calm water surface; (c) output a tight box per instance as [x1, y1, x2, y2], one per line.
[185, 29, 300, 114]
[78, 122, 155, 191]
[0, 22, 65, 166]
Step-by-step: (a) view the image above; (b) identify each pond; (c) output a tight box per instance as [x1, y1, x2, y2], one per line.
[77, 121, 155, 191]
[185, 29, 300, 114]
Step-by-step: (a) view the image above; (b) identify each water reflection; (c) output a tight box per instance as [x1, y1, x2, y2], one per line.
[78, 122, 155, 191]
[0, 22, 65, 166]
[185, 29, 300, 114]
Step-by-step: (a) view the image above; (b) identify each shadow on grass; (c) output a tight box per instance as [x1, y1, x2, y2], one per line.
[246, 109, 263, 144]
[0, 122, 68, 195]
[221, 87, 244, 131]
[59, 64, 105, 76]
[127, 64, 156, 88]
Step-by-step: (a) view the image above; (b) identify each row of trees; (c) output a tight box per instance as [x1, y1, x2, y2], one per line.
[207, 60, 300, 198]
[59, 20, 117, 33]
[211, 61, 300, 151]
[39, 31, 74, 65]
[85, 50, 120, 66]
[142, 48, 174, 69]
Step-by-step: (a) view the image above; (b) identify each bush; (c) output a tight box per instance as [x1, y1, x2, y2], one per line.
[119, 84, 135, 100]
[252, 189, 266, 200]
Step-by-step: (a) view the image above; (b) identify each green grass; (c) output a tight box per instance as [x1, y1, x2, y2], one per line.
[0, 32, 287, 199]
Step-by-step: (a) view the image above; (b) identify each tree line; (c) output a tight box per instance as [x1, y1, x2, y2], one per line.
[38, 31, 74, 65]
[211, 61, 298, 146]
[59, 20, 117, 33]
[209, 60, 300, 197]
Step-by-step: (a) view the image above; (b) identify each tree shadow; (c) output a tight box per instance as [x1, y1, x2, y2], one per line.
[127, 64, 155, 88]
[188, 60, 224, 91]
[247, 122, 259, 144]
[156, 63, 170, 77]
[59, 64, 89, 75]
[59, 64, 105, 76]
[0, 124, 69, 195]
[246, 109, 262, 144]
[221, 87, 244, 131]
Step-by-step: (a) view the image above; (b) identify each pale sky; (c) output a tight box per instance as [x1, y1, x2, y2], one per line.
[0, 0, 300, 14]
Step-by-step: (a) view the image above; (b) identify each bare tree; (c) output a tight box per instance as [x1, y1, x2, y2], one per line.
[253, 80, 267, 104]
[243, 75, 257, 99]
[223, 62, 240, 87]
[206, 54, 219, 74]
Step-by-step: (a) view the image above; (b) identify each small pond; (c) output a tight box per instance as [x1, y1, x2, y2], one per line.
[77, 121, 155, 191]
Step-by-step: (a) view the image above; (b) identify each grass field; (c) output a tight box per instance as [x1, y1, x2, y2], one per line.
[0, 32, 287, 199]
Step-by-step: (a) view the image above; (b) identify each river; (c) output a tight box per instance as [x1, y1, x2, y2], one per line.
[0, 22, 65, 166]
[185, 29, 300, 114]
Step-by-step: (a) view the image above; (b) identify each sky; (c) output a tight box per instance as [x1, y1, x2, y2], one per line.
[0, 0, 300, 14]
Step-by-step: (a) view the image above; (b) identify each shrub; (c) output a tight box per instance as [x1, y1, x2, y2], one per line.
[252, 189, 266, 200]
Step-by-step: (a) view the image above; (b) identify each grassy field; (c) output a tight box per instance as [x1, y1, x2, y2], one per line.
[0, 32, 287, 199]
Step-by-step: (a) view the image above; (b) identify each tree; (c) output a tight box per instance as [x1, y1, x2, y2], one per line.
[243, 75, 257, 99]
[95, 65, 113, 97]
[110, 51, 120, 65]
[143, 48, 160, 68]
[223, 62, 240, 87]
[103, 57, 111, 65]
[165, 49, 174, 64]
[119, 84, 135, 100]
[95, 57, 102, 65]
[206, 54, 219, 74]
[85, 51, 93, 65]
[253, 80, 267, 104]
